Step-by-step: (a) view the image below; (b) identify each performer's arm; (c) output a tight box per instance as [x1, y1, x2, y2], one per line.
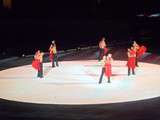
[127, 52, 131, 58]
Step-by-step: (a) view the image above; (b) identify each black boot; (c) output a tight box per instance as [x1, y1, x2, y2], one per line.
[99, 68, 105, 84]
[108, 77, 111, 83]
[136, 57, 139, 67]
[132, 68, 135, 75]
[52, 61, 55, 67]
[128, 68, 130, 76]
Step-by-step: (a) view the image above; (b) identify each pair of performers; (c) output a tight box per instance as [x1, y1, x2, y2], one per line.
[99, 53, 113, 84]
[127, 47, 136, 75]
[49, 40, 59, 67]
[98, 37, 112, 84]
[32, 40, 59, 78]
[133, 41, 147, 67]
[127, 41, 147, 75]
[32, 50, 44, 78]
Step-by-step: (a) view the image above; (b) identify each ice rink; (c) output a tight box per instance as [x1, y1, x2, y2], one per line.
[0, 60, 160, 105]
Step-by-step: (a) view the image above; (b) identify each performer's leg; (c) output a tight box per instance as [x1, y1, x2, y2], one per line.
[98, 49, 102, 61]
[52, 55, 55, 67]
[136, 59, 139, 67]
[52, 61, 55, 67]
[108, 77, 111, 83]
[55, 54, 59, 67]
[132, 68, 135, 75]
[128, 67, 130, 76]
[136, 53, 139, 67]
[39, 70, 42, 78]
[39, 63, 43, 78]
[99, 67, 105, 84]
[41, 63, 43, 77]
[135, 58, 138, 66]
[37, 71, 40, 78]
[51, 55, 55, 67]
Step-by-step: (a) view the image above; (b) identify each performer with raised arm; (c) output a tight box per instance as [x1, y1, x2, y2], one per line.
[49, 40, 59, 67]
[98, 37, 108, 61]
[133, 41, 140, 67]
[32, 50, 44, 78]
[99, 53, 113, 84]
[133, 41, 147, 66]
[127, 47, 136, 76]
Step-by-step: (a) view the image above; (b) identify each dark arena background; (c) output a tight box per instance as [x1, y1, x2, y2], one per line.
[0, 0, 160, 120]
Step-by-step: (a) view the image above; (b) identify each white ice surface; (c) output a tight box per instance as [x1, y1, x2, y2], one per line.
[0, 60, 160, 105]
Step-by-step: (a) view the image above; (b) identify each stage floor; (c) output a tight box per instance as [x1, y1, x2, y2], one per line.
[0, 60, 160, 105]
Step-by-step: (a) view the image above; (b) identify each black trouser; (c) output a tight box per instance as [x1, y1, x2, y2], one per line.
[99, 67, 105, 83]
[37, 62, 43, 78]
[99, 67, 110, 84]
[52, 53, 59, 67]
[108, 77, 110, 83]
[128, 67, 135, 76]
[98, 48, 104, 61]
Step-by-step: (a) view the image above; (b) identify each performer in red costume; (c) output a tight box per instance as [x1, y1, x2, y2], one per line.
[32, 50, 44, 78]
[133, 41, 147, 66]
[127, 47, 136, 76]
[98, 37, 108, 61]
[49, 40, 59, 67]
[99, 53, 113, 84]
[104, 54, 112, 83]
[133, 41, 140, 67]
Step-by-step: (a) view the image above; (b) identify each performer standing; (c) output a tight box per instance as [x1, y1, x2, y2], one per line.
[133, 41, 140, 67]
[32, 50, 44, 78]
[98, 37, 108, 61]
[99, 53, 113, 84]
[49, 40, 59, 67]
[127, 47, 136, 76]
[133, 41, 147, 66]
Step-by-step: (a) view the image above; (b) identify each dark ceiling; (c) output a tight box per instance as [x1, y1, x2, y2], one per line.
[0, 0, 160, 55]
[0, 0, 159, 21]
